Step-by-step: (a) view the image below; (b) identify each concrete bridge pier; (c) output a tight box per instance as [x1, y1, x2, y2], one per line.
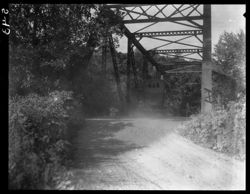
[201, 4, 212, 113]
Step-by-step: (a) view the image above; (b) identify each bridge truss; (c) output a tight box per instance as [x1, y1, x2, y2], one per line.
[104, 4, 226, 113]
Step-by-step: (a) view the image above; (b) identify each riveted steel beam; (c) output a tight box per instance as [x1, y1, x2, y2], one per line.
[105, 4, 150, 8]
[168, 61, 201, 66]
[122, 16, 203, 24]
[153, 49, 202, 54]
[134, 30, 203, 37]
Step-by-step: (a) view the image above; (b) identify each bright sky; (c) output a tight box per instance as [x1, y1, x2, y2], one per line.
[116, 4, 246, 54]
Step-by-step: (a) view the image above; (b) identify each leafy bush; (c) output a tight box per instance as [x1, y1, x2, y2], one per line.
[9, 91, 72, 189]
[178, 96, 245, 160]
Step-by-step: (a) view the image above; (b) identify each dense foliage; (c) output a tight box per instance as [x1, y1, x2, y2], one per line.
[213, 30, 245, 108]
[8, 4, 124, 189]
[178, 95, 245, 160]
[9, 4, 124, 96]
[9, 91, 72, 189]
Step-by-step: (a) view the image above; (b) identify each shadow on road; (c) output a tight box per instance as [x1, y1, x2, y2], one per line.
[70, 120, 143, 169]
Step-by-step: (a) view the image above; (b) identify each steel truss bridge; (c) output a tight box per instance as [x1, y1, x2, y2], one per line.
[102, 4, 228, 113]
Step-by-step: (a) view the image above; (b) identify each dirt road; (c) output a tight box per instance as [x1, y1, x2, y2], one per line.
[56, 118, 245, 190]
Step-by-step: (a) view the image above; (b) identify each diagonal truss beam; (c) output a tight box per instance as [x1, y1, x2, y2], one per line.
[120, 24, 161, 71]
[152, 4, 168, 18]
[149, 35, 194, 50]
[195, 35, 203, 44]
[170, 20, 202, 29]
[123, 6, 138, 19]
[148, 36, 202, 49]
[134, 22, 158, 33]
[187, 4, 201, 16]
[171, 5, 203, 28]
[137, 5, 153, 19]
[155, 5, 168, 18]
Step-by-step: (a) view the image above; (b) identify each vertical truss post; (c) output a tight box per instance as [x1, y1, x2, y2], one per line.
[131, 46, 140, 102]
[201, 4, 212, 113]
[131, 48, 139, 89]
[108, 35, 124, 108]
[127, 38, 132, 103]
[102, 36, 107, 78]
